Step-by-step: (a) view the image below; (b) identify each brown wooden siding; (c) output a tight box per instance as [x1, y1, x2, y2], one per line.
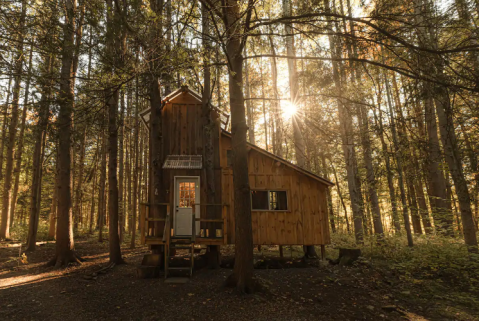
[220, 135, 330, 245]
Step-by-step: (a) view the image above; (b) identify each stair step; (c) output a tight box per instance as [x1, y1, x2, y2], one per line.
[168, 266, 191, 270]
[171, 245, 193, 249]
[164, 277, 189, 284]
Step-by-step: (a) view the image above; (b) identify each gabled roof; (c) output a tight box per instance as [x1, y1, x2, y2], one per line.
[221, 130, 335, 186]
[139, 86, 230, 130]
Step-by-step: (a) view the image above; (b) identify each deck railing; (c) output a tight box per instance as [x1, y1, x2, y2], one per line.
[139, 203, 170, 245]
[192, 203, 229, 244]
[140, 202, 228, 245]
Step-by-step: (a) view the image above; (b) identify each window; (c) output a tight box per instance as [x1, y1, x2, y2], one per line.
[179, 182, 196, 207]
[251, 190, 288, 211]
[251, 191, 269, 210]
[270, 191, 288, 211]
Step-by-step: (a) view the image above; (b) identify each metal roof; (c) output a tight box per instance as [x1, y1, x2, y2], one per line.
[163, 155, 203, 169]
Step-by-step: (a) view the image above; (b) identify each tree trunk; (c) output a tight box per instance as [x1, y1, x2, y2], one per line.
[323, 0, 363, 242]
[434, 85, 478, 251]
[10, 43, 33, 228]
[131, 77, 140, 249]
[268, 33, 283, 158]
[220, 0, 255, 292]
[0, 0, 26, 240]
[383, 68, 413, 246]
[244, 47, 255, 145]
[49, 0, 81, 267]
[373, 101, 400, 232]
[0, 64, 13, 183]
[358, 101, 383, 237]
[119, 90, 125, 242]
[98, 129, 107, 241]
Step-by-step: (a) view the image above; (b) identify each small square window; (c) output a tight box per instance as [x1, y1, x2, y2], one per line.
[251, 190, 288, 211]
[269, 191, 287, 210]
[251, 191, 268, 210]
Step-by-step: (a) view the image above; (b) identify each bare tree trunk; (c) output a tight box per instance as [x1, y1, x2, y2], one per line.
[373, 102, 400, 232]
[321, 155, 336, 233]
[323, 0, 363, 242]
[119, 90, 125, 242]
[244, 47, 255, 145]
[0, 64, 13, 183]
[268, 33, 282, 157]
[383, 69, 413, 246]
[49, 0, 81, 266]
[358, 103, 383, 237]
[89, 146, 98, 234]
[131, 77, 139, 249]
[434, 85, 478, 251]
[0, 0, 26, 239]
[210, 0, 256, 292]
[331, 163, 350, 233]
[48, 163, 58, 240]
[98, 129, 107, 241]
[104, 0, 123, 264]
[10, 43, 33, 228]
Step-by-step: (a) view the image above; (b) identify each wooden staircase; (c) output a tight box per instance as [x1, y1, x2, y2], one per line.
[163, 207, 197, 280]
[165, 238, 195, 279]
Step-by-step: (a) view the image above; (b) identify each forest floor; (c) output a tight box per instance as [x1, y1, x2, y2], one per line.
[0, 234, 478, 321]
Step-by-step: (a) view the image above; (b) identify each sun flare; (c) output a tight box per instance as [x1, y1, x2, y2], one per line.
[281, 100, 297, 120]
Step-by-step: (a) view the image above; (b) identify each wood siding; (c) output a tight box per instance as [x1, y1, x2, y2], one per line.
[159, 92, 222, 231]
[153, 91, 330, 246]
[220, 135, 331, 245]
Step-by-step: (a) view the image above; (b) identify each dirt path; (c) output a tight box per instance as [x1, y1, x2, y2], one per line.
[0, 239, 476, 320]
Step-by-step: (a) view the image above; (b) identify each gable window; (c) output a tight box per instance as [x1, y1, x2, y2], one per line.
[251, 190, 288, 211]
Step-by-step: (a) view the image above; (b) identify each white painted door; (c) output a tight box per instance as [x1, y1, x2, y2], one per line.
[174, 177, 200, 236]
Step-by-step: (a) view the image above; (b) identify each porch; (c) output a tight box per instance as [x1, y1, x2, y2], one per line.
[139, 203, 229, 247]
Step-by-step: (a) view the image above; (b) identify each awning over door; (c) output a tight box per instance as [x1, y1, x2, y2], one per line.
[163, 155, 203, 169]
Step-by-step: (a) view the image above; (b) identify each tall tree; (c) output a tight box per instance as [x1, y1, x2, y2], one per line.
[49, 0, 81, 266]
[0, 0, 27, 239]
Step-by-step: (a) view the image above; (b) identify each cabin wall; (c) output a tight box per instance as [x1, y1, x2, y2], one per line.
[159, 92, 223, 230]
[220, 135, 330, 245]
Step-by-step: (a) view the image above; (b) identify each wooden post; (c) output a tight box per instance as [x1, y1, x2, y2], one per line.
[192, 202, 196, 242]
[320, 245, 326, 261]
[279, 245, 284, 258]
[222, 205, 228, 245]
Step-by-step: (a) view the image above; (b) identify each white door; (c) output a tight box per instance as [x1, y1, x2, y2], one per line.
[174, 177, 200, 236]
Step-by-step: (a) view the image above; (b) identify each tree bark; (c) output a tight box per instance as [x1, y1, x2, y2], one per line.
[383, 68, 413, 246]
[131, 77, 139, 249]
[49, 0, 81, 266]
[323, 0, 363, 242]
[10, 43, 33, 228]
[0, 0, 26, 239]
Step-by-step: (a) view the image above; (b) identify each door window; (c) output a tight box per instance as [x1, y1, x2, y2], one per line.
[179, 182, 196, 208]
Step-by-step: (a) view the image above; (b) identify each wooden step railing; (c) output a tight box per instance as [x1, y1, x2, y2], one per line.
[140, 203, 170, 245]
[192, 203, 229, 244]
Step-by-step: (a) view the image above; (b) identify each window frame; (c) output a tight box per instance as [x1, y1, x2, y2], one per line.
[250, 189, 290, 212]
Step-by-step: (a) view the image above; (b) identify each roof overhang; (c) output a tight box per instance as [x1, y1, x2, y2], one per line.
[163, 155, 203, 169]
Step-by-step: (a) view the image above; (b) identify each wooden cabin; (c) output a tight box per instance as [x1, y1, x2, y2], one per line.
[138, 86, 333, 272]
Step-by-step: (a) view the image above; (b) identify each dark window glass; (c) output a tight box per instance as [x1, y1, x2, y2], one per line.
[251, 190, 268, 210]
[269, 191, 287, 210]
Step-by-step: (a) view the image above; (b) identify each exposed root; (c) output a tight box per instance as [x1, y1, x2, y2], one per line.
[46, 251, 83, 268]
